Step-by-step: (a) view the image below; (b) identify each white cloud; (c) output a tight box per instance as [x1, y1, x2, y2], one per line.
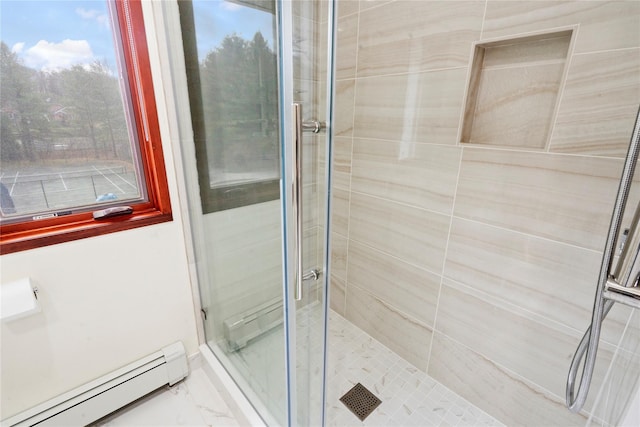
[11, 42, 25, 54]
[23, 39, 95, 71]
[220, 1, 243, 11]
[76, 7, 110, 30]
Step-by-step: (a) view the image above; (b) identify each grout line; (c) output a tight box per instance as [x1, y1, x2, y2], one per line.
[451, 215, 605, 255]
[479, 0, 489, 40]
[339, 0, 361, 318]
[349, 188, 452, 218]
[572, 46, 640, 56]
[346, 237, 444, 280]
[440, 276, 604, 343]
[348, 135, 628, 162]
[352, 135, 461, 149]
[426, 146, 465, 372]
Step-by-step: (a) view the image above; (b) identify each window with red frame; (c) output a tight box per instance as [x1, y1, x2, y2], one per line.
[0, 0, 171, 254]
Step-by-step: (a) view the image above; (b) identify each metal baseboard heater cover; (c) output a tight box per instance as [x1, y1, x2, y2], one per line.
[2, 342, 188, 427]
[224, 297, 283, 351]
[223, 269, 321, 351]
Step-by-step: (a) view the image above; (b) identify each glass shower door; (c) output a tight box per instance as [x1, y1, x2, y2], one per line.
[178, 0, 334, 425]
[279, 1, 335, 425]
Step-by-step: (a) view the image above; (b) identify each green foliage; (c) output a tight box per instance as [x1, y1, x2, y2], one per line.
[0, 41, 129, 166]
[1, 42, 50, 161]
[199, 32, 279, 172]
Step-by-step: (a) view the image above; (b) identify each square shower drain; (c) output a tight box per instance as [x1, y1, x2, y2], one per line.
[339, 383, 382, 421]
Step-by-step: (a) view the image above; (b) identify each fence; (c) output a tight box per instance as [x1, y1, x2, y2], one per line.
[0, 166, 140, 216]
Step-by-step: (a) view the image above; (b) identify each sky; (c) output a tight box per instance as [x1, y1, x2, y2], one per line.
[192, 0, 276, 59]
[0, 0, 275, 72]
[0, 0, 116, 71]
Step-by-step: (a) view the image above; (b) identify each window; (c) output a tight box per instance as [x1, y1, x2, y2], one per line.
[179, 0, 280, 213]
[0, 0, 171, 254]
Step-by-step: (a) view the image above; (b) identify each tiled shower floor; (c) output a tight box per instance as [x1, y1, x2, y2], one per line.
[227, 303, 504, 426]
[97, 304, 504, 426]
[325, 310, 503, 427]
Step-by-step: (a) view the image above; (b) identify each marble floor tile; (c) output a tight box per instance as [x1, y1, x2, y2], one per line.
[92, 367, 239, 427]
[92, 305, 503, 427]
[326, 310, 503, 427]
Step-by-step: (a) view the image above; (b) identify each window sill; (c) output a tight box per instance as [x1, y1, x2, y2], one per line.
[0, 209, 172, 255]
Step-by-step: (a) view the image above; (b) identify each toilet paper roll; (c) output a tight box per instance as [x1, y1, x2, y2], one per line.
[1, 277, 41, 322]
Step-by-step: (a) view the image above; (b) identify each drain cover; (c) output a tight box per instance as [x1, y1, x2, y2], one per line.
[339, 383, 382, 421]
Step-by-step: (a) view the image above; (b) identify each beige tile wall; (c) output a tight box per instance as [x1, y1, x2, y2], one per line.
[331, 0, 640, 425]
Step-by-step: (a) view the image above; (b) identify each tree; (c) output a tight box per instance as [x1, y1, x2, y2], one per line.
[56, 62, 127, 160]
[0, 42, 50, 162]
[199, 32, 278, 173]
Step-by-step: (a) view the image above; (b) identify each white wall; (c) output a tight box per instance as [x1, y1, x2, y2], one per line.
[0, 1, 200, 418]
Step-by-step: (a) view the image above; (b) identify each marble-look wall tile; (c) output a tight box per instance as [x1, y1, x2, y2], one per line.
[303, 226, 319, 272]
[454, 147, 623, 251]
[601, 304, 640, 354]
[303, 183, 318, 229]
[207, 200, 281, 253]
[331, 187, 350, 237]
[334, 79, 355, 137]
[335, 14, 359, 80]
[293, 14, 317, 88]
[588, 308, 640, 426]
[358, 0, 393, 14]
[330, 275, 346, 316]
[294, 78, 316, 109]
[349, 192, 450, 274]
[429, 331, 588, 427]
[435, 281, 614, 410]
[330, 232, 348, 280]
[205, 202, 285, 338]
[331, 136, 352, 190]
[550, 49, 640, 157]
[347, 240, 440, 328]
[444, 217, 632, 346]
[482, 1, 640, 54]
[353, 67, 467, 145]
[345, 284, 432, 370]
[329, 1, 640, 425]
[356, 1, 483, 77]
[351, 138, 461, 214]
[337, 0, 359, 19]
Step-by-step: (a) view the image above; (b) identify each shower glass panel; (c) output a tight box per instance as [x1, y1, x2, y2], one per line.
[279, 1, 334, 424]
[178, 0, 333, 425]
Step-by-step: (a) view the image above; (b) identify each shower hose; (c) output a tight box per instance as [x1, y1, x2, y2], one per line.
[566, 106, 640, 413]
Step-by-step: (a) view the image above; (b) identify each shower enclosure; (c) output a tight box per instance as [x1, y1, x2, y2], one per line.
[178, 0, 334, 425]
[173, 0, 640, 425]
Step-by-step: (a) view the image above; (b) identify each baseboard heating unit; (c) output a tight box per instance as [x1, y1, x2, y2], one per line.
[2, 342, 188, 427]
[223, 297, 283, 351]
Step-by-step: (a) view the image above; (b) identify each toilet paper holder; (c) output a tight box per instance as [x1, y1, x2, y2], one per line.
[1, 278, 41, 322]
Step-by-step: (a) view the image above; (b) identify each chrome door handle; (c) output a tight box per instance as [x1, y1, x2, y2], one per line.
[293, 103, 304, 301]
[302, 120, 326, 133]
[303, 269, 321, 281]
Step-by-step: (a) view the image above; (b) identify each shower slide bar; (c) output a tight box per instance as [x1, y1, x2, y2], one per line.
[566, 106, 640, 413]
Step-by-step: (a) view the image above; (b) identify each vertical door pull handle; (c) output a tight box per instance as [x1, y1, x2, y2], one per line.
[292, 103, 304, 301]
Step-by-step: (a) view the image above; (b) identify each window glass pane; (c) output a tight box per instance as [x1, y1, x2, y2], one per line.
[184, 0, 280, 212]
[0, 0, 142, 221]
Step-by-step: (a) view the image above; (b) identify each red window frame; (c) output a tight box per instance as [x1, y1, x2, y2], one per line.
[0, 0, 172, 255]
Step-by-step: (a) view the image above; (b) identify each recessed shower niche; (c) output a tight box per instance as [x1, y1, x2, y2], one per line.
[460, 29, 574, 149]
